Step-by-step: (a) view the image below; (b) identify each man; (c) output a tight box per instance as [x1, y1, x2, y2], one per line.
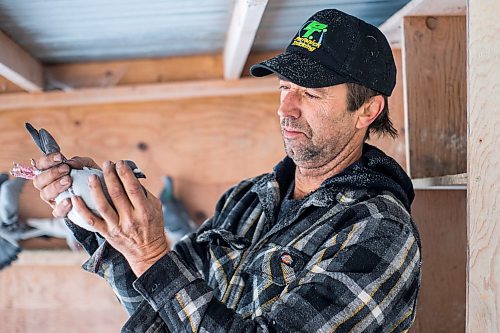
[33, 9, 421, 332]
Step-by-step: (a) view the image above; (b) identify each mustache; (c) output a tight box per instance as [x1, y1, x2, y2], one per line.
[281, 117, 312, 137]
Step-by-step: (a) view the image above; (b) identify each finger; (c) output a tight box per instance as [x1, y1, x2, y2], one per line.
[66, 156, 101, 170]
[88, 174, 118, 223]
[52, 198, 72, 218]
[71, 196, 107, 235]
[35, 152, 66, 170]
[33, 163, 71, 191]
[102, 160, 133, 214]
[115, 160, 148, 210]
[144, 188, 162, 211]
[39, 175, 71, 203]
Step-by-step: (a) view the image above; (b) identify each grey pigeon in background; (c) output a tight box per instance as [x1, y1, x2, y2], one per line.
[159, 176, 197, 244]
[0, 228, 20, 270]
[11, 123, 146, 232]
[0, 173, 22, 269]
[0, 177, 27, 227]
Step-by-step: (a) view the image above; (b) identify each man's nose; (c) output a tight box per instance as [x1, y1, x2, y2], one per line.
[277, 91, 301, 119]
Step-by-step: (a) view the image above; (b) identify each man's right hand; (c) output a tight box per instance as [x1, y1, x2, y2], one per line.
[32, 153, 100, 218]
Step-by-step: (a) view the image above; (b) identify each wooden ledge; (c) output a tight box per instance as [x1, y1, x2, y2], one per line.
[12, 250, 88, 266]
[412, 173, 467, 190]
[0, 76, 278, 111]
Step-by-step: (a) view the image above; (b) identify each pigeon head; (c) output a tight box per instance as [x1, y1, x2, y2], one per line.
[124, 161, 146, 179]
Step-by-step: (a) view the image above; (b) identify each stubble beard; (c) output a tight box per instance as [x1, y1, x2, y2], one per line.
[283, 136, 321, 162]
[281, 117, 324, 164]
[280, 117, 355, 168]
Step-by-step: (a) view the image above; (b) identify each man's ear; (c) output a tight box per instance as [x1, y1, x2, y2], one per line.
[355, 95, 385, 130]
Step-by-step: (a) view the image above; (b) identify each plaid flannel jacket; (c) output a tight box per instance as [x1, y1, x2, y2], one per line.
[69, 145, 421, 332]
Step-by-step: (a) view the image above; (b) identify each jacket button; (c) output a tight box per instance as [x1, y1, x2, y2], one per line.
[281, 253, 293, 266]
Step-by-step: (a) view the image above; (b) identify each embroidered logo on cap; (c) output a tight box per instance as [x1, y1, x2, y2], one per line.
[291, 20, 328, 52]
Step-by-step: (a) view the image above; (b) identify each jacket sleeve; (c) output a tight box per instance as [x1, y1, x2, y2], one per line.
[62, 184, 236, 329]
[64, 219, 146, 315]
[123, 217, 421, 332]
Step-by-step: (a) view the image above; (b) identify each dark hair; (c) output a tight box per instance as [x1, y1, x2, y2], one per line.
[345, 82, 397, 140]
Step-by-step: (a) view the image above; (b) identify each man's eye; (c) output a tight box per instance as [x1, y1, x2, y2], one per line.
[279, 85, 290, 90]
[305, 91, 320, 99]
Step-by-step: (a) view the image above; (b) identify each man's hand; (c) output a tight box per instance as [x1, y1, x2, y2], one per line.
[33, 153, 99, 218]
[71, 160, 170, 277]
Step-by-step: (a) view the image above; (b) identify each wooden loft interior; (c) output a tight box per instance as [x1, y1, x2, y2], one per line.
[0, 0, 498, 332]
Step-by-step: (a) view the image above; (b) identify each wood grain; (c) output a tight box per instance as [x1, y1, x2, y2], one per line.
[45, 53, 223, 89]
[409, 190, 467, 333]
[403, 16, 466, 178]
[0, 93, 283, 224]
[0, 77, 278, 111]
[467, 1, 500, 331]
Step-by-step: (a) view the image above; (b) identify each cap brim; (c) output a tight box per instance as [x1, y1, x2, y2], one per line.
[250, 52, 353, 88]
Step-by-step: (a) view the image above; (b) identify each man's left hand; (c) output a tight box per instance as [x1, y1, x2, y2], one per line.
[71, 160, 170, 277]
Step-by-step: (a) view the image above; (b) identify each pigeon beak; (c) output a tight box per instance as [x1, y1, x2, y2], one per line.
[133, 168, 146, 179]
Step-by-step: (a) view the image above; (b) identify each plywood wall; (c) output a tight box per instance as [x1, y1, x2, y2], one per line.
[0, 93, 283, 224]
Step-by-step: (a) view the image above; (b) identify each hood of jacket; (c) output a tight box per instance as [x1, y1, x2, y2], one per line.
[272, 143, 415, 212]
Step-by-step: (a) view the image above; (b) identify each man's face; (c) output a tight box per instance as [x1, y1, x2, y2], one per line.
[278, 80, 359, 168]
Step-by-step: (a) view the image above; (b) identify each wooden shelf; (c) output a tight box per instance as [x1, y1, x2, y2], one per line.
[412, 173, 467, 190]
[19, 237, 70, 250]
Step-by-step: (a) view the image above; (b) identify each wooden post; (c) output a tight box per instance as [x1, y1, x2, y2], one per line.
[467, 0, 500, 332]
[403, 15, 467, 178]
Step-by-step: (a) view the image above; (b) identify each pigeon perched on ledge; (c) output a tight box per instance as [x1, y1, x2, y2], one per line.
[11, 123, 146, 232]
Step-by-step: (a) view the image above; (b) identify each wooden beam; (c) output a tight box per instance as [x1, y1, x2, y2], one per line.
[0, 31, 44, 92]
[467, 0, 500, 331]
[379, 0, 466, 46]
[45, 54, 224, 89]
[223, 0, 268, 79]
[0, 77, 278, 111]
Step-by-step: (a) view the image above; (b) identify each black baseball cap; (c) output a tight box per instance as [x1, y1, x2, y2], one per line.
[250, 9, 396, 96]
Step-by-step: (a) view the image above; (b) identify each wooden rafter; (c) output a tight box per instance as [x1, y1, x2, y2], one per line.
[0, 31, 44, 92]
[223, 0, 269, 80]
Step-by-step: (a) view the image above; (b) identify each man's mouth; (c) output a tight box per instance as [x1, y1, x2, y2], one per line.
[283, 127, 307, 138]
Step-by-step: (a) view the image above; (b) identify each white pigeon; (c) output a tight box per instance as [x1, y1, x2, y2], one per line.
[11, 123, 146, 232]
